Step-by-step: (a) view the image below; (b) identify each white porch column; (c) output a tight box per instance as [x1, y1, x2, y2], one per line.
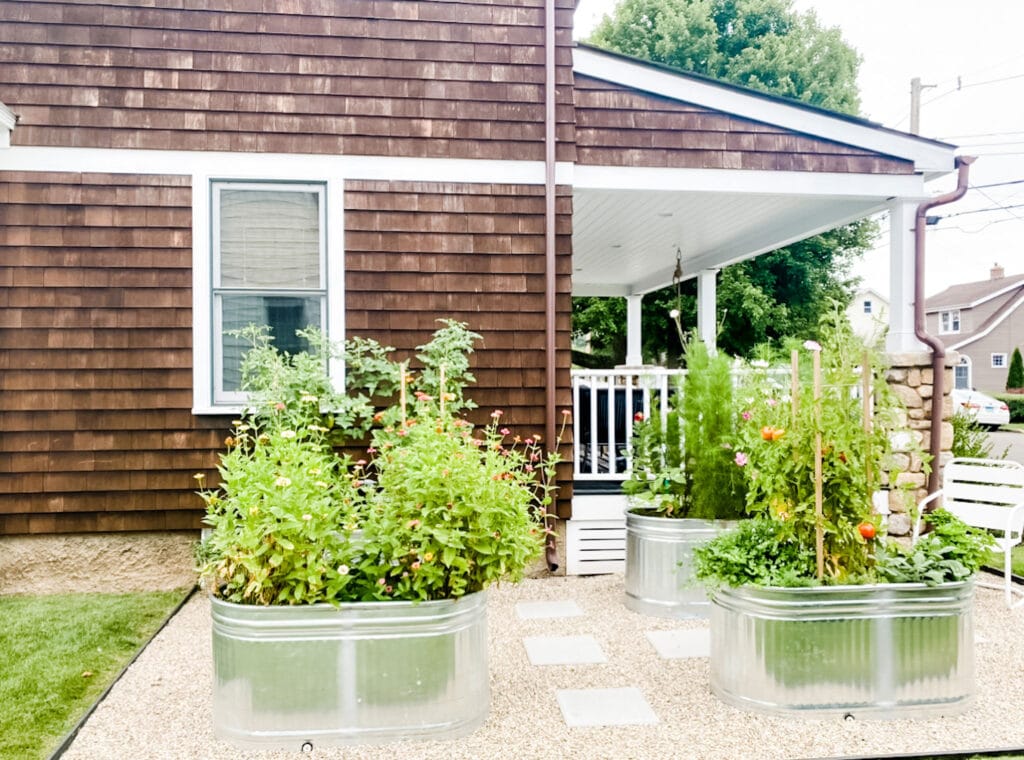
[697, 268, 717, 352]
[886, 199, 928, 354]
[625, 294, 644, 366]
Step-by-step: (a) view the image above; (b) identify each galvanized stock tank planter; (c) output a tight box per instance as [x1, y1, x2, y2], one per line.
[709, 580, 975, 718]
[624, 510, 733, 618]
[211, 591, 489, 749]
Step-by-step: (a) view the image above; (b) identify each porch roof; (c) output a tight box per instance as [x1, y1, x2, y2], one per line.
[570, 45, 959, 297]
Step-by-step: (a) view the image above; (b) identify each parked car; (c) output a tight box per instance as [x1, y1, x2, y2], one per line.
[951, 388, 1010, 428]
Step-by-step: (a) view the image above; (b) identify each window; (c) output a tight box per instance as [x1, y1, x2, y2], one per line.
[992, 353, 1008, 369]
[211, 182, 328, 405]
[863, 300, 872, 314]
[955, 356, 971, 389]
[939, 309, 961, 334]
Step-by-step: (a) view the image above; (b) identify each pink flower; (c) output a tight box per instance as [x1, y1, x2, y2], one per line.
[274, 402, 286, 411]
[803, 340, 822, 352]
[561, 409, 571, 417]
[490, 409, 504, 419]
[734, 452, 748, 467]
[741, 411, 752, 421]
[500, 427, 511, 435]
[766, 398, 778, 407]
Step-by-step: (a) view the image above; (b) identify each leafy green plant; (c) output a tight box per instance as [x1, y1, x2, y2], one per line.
[732, 308, 911, 581]
[875, 509, 996, 584]
[682, 337, 746, 519]
[951, 408, 1000, 459]
[622, 336, 745, 519]
[198, 321, 559, 605]
[693, 517, 816, 590]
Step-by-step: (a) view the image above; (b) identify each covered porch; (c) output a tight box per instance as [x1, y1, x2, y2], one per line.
[564, 46, 959, 573]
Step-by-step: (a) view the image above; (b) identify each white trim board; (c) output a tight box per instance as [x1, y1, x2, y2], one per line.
[573, 164, 930, 200]
[573, 46, 956, 176]
[0, 145, 576, 185]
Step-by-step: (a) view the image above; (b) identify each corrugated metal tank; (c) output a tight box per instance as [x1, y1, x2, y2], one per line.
[211, 591, 489, 749]
[710, 581, 975, 718]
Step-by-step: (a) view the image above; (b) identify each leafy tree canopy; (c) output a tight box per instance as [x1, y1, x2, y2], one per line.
[576, 0, 873, 364]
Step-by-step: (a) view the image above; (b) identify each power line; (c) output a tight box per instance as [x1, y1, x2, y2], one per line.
[935, 201, 1024, 220]
[970, 179, 1024, 190]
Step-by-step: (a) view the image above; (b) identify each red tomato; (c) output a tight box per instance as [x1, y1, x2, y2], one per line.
[858, 522, 876, 540]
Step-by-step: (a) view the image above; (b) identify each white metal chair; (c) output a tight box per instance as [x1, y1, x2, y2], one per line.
[913, 457, 1024, 608]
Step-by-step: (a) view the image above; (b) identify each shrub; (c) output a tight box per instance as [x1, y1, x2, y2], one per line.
[1007, 347, 1024, 391]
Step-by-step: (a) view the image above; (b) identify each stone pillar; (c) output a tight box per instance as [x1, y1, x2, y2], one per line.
[882, 351, 957, 536]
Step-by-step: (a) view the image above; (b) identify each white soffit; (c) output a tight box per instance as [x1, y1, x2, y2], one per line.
[573, 47, 956, 176]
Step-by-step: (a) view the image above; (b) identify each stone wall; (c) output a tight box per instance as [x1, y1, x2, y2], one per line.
[882, 351, 956, 536]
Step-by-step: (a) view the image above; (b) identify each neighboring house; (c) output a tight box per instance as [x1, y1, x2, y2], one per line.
[0, 0, 956, 580]
[925, 264, 1024, 393]
[847, 287, 889, 346]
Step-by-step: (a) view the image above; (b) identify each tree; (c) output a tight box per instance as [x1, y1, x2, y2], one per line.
[1007, 347, 1024, 391]
[575, 0, 873, 362]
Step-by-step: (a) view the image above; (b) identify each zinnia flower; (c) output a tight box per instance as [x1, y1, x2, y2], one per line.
[734, 452, 748, 467]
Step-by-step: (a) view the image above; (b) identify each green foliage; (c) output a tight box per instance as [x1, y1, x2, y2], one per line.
[574, 0, 874, 363]
[950, 409, 996, 459]
[1007, 347, 1024, 390]
[682, 338, 747, 518]
[693, 517, 816, 589]
[199, 322, 558, 605]
[589, 0, 861, 113]
[995, 393, 1024, 422]
[733, 308, 915, 581]
[0, 590, 185, 760]
[875, 509, 996, 585]
[623, 338, 746, 518]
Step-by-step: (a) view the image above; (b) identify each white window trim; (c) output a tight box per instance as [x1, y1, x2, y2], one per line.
[192, 175, 345, 414]
[955, 355, 972, 390]
[991, 353, 1008, 369]
[938, 309, 961, 335]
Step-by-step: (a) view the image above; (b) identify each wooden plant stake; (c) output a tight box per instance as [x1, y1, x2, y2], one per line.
[862, 350, 872, 489]
[790, 349, 800, 425]
[399, 361, 408, 426]
[813, 349, 824, 581]
[439, 365, 446, 417]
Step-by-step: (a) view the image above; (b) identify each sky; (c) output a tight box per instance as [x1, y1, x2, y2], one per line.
[573, 0, 1024, 298]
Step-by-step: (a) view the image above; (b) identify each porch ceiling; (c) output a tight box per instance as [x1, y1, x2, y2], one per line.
[571, 186, 889, 296]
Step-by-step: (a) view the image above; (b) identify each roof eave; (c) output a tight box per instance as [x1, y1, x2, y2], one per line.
[573, 45, 957, 176]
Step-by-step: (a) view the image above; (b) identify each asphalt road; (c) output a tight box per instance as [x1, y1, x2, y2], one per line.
[989, 429, 1024, 464]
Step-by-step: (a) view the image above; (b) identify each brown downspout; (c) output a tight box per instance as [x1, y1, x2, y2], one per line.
[543, 0, 559, 571]
[914, 155, 975, 494]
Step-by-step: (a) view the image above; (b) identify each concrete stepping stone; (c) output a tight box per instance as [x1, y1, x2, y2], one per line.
[515, 600, 583, 619]
[556, 687, 659, 727]
[645, 628, 710, 659]
[523, 635, 607, 665]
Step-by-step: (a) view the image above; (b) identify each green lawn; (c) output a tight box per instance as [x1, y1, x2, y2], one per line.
[987, 543, 1024, 577]
[0, 589, 190, 760]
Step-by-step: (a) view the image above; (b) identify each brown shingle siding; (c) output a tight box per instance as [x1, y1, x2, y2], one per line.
[344, 179, 573, 450]
[0, 0, 577, 161]
[574, 74, 914, 174]
[0, 171, 225, 535]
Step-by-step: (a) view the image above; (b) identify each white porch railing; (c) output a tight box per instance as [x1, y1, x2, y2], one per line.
[571, 367, 687, 481]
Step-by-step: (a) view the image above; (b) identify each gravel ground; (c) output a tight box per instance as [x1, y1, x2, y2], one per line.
[63, 574, 1024, 760]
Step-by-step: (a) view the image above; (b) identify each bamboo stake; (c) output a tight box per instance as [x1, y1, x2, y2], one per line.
[399, 361, 407, 426]
[813, 349, 824, 581]
[790, 349, 800, 425]
[439, 364, 446, 417]
[862, 350, 872, 490]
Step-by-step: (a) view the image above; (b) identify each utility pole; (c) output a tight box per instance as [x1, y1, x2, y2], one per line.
[909, 77, 937, 135]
